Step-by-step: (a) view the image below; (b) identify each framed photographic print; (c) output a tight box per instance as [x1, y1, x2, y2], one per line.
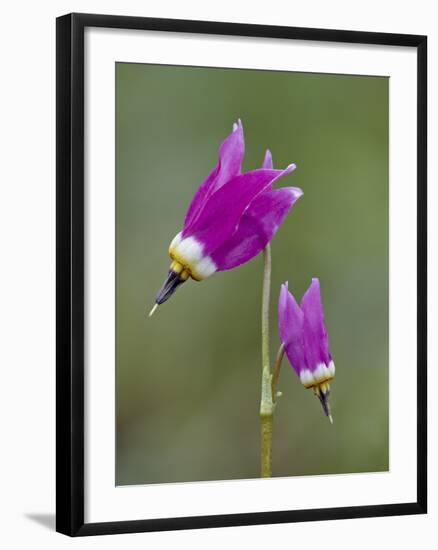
[56, 13, 427, 536]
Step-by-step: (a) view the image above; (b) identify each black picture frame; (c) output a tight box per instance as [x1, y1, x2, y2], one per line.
[56, 12, 427, 537]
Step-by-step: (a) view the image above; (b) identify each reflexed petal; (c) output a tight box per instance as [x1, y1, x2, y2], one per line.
[301, 278, 332, 369]
[184, 166, 296, 255]
[278, 283, 306, 376]
[211, 186, 303, 270]
[262, 151, 298, 186]
[262, 149, 273, 169]
[183, 120, 244, 232]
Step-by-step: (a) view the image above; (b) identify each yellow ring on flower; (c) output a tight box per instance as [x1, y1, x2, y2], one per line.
[168, 233, 217, 281]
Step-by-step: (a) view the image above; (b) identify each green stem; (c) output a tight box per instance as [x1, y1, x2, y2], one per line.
[271, 343, 285, 400]
[260, 245, 274, 478]
[261, 245, 271, 372]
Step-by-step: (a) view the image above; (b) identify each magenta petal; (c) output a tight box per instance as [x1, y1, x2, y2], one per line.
[184, 166, 295, 255]
[262, 149, 273, 169]
[301, 278, 332, 369]
[183, 120, 244, 232]
[278, 283, 306, 376]
[211, 186, 303, 270]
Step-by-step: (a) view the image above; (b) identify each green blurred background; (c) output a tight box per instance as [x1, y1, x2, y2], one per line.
[116, 63, 388, 485]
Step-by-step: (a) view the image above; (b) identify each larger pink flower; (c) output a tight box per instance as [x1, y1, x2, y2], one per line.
[152, 120, 302, 310]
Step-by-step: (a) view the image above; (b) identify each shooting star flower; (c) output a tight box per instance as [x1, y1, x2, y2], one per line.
[150, 120, 302, 314]
[278, 279, 335, 422]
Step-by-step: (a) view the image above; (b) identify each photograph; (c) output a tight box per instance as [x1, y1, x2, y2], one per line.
[115, 62, 389, 486]
[0, 2, 431, 546]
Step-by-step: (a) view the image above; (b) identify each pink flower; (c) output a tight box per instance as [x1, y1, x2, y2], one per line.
[153, 120, 302, 310]
[278, 279, 335, 421]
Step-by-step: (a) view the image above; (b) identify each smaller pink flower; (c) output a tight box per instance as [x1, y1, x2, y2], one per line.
[278, 279, 335, 421]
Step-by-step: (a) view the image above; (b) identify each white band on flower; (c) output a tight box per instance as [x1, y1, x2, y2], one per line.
[169, 232, 217, 281]
[300, 361, 335, 388]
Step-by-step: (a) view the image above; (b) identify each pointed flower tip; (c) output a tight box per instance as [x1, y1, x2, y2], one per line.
[290, 186, 304, 201]
[310, 277, 321, 290]
[262, 149, 273, 169]
[328, 414, 334, 425]
[232, 118, 243, 132]
[148, 303, 159, 318]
